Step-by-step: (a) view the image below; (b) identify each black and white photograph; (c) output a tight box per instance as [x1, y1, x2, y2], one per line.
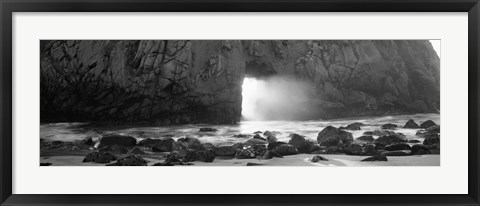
[39, 40, 440, 166]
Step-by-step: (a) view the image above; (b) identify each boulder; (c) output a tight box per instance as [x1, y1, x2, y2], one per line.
[235, 149, 256, 159]
[381, 150, 411, 156]
[403, 119, 420, 128]
[151, 137, 177, 152]
[268, 141, 287, 150]
[420, 120, 437, 129]
[408, 139, 421, 143]
[215, 145, 237, 156]
[343, 143, 364, 155]
[426, 125, 440, 134]
[262, 150, 283, 159]
[199, 128, 218, 132]
[99, 144, 128, 154]
[138, 138, 162, 147]
[311, 155, 329, 162]
[411, 144, 431, 155]
[385, 143, 412, 151]
[361, 155, 388, 161]
[342, 122, 364, 130]
[375, 134, 407, 145]
[288, 133, 312, 153]
[273, 144, 298, 156]
[107, 154, 148, 166]
[317, 126, 353, 146]
[356, 135, 375, 142]
[202, 143, 216, 150]
[183, 150, 215, 162]
[326, 146, 341, 154]
[83, 152, 116, 163]
[251, 144, 267, 156]
[423, 134, 440, 146]
[98, 134, 136, 148]
[362, 144, 378, 155]
[425, 145, 440, 154]
[129, 147, 145, 154]
[381, 123, 397, 130]
[266, 135, 277, 144]
[177, 137, 204, 151]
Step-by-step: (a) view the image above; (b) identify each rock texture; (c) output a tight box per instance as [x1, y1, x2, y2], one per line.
[40, 40, 440, 124]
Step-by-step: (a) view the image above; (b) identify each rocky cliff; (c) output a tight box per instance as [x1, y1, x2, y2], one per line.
[40, 40, 440, 124]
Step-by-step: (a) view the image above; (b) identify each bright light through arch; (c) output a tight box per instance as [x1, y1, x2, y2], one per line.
[242, 77, 261, 120]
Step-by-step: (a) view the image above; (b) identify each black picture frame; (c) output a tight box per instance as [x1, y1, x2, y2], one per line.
[1, 0, 479, 205]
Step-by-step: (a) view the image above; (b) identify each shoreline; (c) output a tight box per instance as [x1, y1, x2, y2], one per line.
[41, 153, 440, 166]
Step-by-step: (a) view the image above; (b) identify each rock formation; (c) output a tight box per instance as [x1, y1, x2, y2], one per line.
[40, 40, 440, 124]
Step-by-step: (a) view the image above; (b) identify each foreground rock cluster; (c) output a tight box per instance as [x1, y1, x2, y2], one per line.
[40, 119, 440, 166]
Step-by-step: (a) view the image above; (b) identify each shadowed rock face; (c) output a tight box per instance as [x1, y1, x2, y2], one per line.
[40, 40, 440, 124]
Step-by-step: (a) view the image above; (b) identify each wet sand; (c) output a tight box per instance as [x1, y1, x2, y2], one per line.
[41, 154, 439, 167]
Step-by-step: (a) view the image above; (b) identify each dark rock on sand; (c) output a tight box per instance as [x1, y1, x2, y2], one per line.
[129, 147, 145, 154]
[343, 143, 364, 155]
[362, 144, 378, 156]
[420, 120, 437, 129]
[361, 155, 388, 161]
[40, 162, 52, 166]
[326, 146, 342, 154]
[99, 144, 128, 154]
[411, 144, 431, 155]
[317, 126, 353, 147]
[266, 135, 277, 144]
[385, 143, 412, 151]
[215, 145, 237, 156]
[381, 123, 398, 130]
[107, 154, 148, 166]
[83, 152, 116, 163]
[423, 134, 440, 146]
[262, 150, 283, 159]
[408, 139, 421, 143]
[151, 137, 177, 152]
[268, 141, 287, 150]
[403, 119, 420, 128]
[273, 144, 298, 156]
[356, 135, 375, 142]
[246, 163, 264, 166]
[199, 128, 218, 132]
[375, 134, 407, 145]
[381, 150, 411, 156]
[235, 149, 256, 159]
[183, 150, 215, 162]
[98, 134, 136, 148]
[311, 155, 329, 162]
[289, 133, 320, 153]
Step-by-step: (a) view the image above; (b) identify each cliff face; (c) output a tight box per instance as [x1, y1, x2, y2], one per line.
[40, 40, 440, 124]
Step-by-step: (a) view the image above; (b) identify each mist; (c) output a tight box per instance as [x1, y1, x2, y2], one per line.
[241, 76, 314, 121]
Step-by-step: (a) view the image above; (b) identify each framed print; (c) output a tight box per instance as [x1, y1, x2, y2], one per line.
[1, 0, 479, 205]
